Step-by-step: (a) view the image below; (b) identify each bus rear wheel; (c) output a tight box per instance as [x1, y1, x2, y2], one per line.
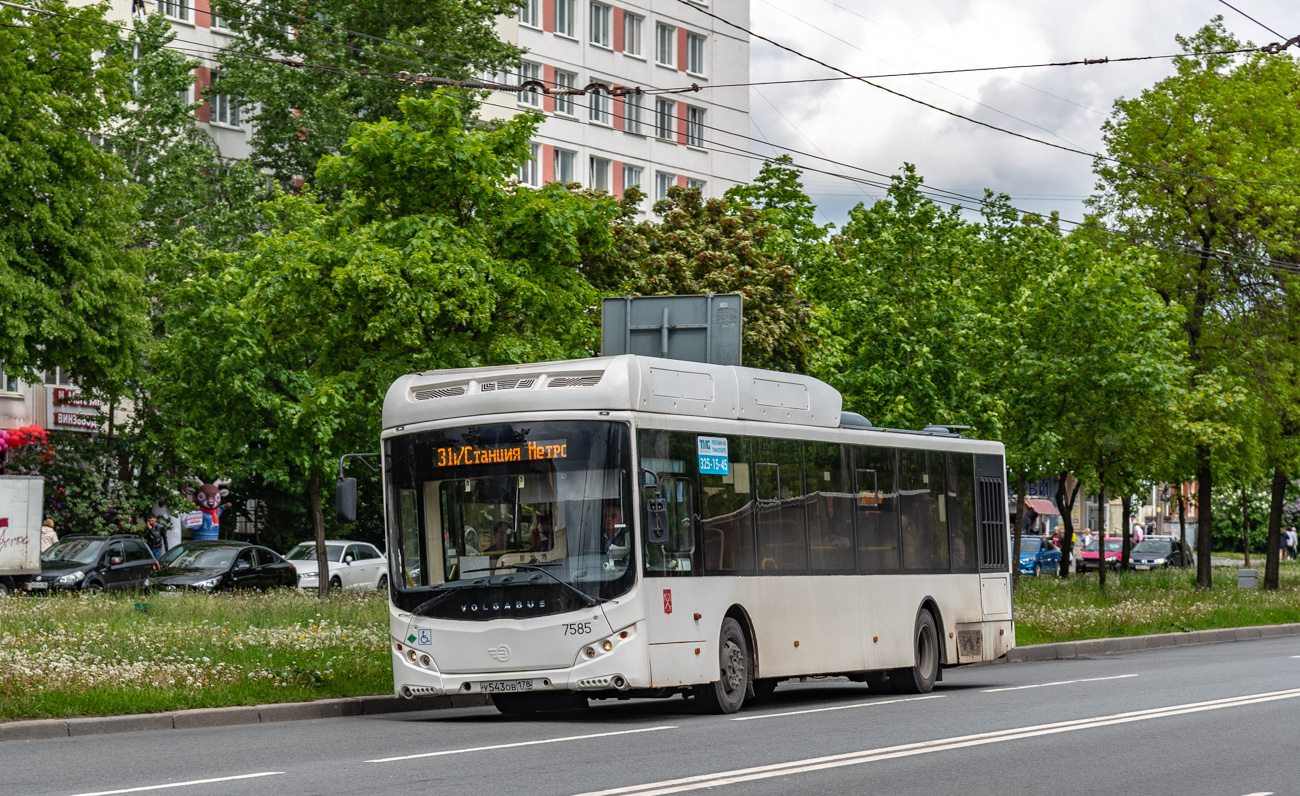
[888, 610, 939, 695]
[694, 617, 750, 714]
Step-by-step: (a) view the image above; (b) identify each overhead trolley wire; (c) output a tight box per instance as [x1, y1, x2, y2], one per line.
[1214, 0, 1286, 39]
[7, 5, 1300, 279]
[668, 0, 1300, 189]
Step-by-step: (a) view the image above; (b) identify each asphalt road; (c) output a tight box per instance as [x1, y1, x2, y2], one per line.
[7, 636, 1300, 796]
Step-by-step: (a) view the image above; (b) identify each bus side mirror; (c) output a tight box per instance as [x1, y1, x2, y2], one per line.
[336, 477, 358, 524]
[646, 497, 669, 544]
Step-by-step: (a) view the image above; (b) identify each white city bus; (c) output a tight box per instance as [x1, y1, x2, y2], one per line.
[374, 355, 1013, 714]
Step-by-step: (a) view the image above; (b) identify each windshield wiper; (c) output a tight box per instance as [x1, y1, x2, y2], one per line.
[460, 564, 602, 607]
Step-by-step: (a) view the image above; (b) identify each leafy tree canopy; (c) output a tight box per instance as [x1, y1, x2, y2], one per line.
[0, 0, 146, 395]
[210, 0, 523, 185]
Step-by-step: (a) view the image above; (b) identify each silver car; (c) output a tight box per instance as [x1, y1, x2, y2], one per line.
[284, 540, 388, 591]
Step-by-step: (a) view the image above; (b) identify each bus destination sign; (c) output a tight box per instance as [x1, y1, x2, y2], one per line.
[435, 440, 567, 468]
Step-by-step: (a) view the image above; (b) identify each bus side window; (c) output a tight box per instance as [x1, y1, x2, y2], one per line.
[701, 436, 754, 575]
[805, 441, 854, 574]
[854, 446, 900, 573]
[637, 429, 700, 576]
[753, 437, 807, 574]
[949, 453, 978, 572]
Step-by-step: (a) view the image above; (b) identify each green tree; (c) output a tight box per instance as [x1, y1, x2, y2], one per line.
[810, 166, 987, 429]
[616, 184, 817, 373]
[0, 0, 146, 395]
[210, 0, 522, 185]
[1088, 18, 1300, 587]
[152, 94, 620, 593]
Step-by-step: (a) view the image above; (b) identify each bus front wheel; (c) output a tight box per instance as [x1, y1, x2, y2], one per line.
[694, 617, 750, 714]
[889, 610, 939, 695]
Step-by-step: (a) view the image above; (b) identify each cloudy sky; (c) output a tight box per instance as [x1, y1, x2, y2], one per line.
[744, 0, 1296, 229]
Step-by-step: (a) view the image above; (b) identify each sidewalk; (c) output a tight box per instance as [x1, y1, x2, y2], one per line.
[4, 622, 1299, 742]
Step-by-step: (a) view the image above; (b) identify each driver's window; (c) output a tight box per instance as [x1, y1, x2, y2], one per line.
[235, 550, 253, 570]
[107, 542, 125, 562]
[636, 429, 700, 577]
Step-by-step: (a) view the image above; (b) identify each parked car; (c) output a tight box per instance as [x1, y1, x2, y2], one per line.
[1018, 536, 1061, 576]
[1129, 538, 1194, 570]
[284, 540, 387, 591]
[155, 541, 295, 591]
[29, 534, 156, 594]
[1075, 537, 1124, 574]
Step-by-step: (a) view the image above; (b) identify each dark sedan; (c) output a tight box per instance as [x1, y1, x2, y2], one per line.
[29, 535, 156, 594]
[1018, 536, 1061, 576]
[155, 542, 295, 591]
[1129, 538, 1194, 570]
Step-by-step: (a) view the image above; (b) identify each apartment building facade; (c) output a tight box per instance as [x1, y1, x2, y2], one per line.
[486, 0, 751, 206]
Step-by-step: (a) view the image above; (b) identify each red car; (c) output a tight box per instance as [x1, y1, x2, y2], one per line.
[1075, 537, 1123, 573]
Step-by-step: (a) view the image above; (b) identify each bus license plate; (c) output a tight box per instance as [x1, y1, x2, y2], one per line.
[480, 679, 534, 694]
[26, 582, 48, 590]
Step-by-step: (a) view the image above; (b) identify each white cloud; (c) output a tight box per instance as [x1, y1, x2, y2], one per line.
[747, 0, 1296, 227]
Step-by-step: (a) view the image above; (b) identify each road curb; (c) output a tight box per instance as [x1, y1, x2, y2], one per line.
[1004, 621, 1300, 663]
[5, 623, 1298, 742]
[0, 693, 492, 743]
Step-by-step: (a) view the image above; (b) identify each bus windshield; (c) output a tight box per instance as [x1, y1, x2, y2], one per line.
[385, 420, 635, 617]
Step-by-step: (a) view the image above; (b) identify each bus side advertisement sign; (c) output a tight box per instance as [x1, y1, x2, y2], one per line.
[697, 436, 729, 475]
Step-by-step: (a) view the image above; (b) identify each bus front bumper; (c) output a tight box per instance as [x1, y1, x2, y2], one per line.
[391, 626, 653, 699]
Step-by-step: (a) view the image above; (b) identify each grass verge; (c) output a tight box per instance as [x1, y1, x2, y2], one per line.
[0, 589, 390, 721]
[1013, 562, 1300, 645]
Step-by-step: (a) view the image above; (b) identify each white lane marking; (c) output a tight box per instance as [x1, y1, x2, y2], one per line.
[571, 688, 1300, 796]
[982, 674, 1138, 693]
[366, 725, 677, 763]
[732, 694, 944, 721]
[66, 772, 283, 796]
[1240, 792, 1275, 795]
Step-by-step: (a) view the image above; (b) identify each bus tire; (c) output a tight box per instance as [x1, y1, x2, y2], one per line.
[694, 617, 750, 714]
[889, 610, 939, 695]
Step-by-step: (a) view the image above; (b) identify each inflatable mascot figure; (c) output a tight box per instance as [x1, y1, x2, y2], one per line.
[182, 477, 232, 541]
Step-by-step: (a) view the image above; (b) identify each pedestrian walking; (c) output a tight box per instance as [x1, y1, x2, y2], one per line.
[1131, 519, 1144, 545]
[1287, 527, 1298, 561]
[40, 518, 58, 552]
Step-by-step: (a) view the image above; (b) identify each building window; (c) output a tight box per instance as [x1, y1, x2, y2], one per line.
[43, 368, 75, 387]
[517, 142, 541, 187]
[623, 13, 643, 57]
[622, 164, 643, 191]
[686, 106, 704, 147]
[686, 32, 706, 75]
[590, 156, 611, 192]
[655, 98, 675, 140]
[589, 89, 611, 125]
[655, 23, 674, 66]
[211, 73, 240, 127]
[589, 3, 612, 48]
[624, 93, 642, 134]
[655, 171, 675, 201]
[554, 149, 576, 183]
[554, 70, 576, 116]
[518, 62, 542, 108]
[157, 0, 188, 22]
[687, 178, 706, 192]
[554, 0, 575, 37]
[519, 0, 541, 28]
[0, 363, 19, 394]
[212, 11, 233, 30]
